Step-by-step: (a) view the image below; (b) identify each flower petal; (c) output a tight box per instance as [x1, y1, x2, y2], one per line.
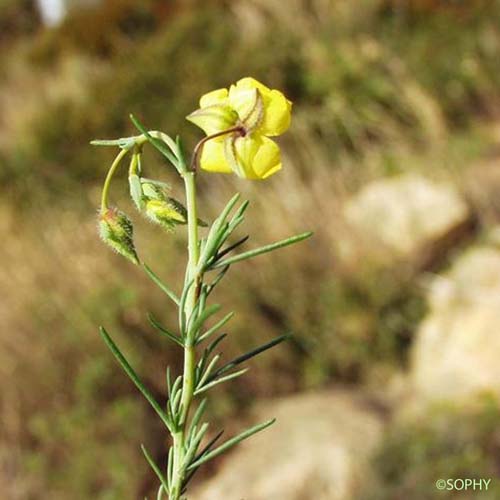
[199, 138, 232, 174]
[230, 77, 292, 136]
[186, 104, 238, 135]
[199, 88, 229, 107]
[232, 136, 282, 180]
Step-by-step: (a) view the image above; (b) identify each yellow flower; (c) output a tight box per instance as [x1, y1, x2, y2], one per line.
[187, 77, 292, 180]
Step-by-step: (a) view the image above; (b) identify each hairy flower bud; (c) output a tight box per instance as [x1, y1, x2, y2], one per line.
[141, 181, 167, 201]
[99, 207, 139, 265]
[145, 198, 187, 231]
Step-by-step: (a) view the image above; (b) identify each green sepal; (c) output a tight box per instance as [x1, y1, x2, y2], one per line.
[129, 174, 144, 211]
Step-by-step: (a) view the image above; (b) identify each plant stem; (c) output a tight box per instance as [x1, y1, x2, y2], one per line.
[100, 147, 129, 210]
[181, 170, 200, 419]
[170, 170, 200, 499]
[190, 126, 244, 172]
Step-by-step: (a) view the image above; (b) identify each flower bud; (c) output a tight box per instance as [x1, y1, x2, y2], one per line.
[141, 181, 167, 201]
[99, 207, 139, 265]
[145, 198, 187, 231]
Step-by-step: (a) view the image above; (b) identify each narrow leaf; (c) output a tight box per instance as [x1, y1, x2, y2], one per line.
[183, 422, 209, 468]
[189, 304, 221, 337]
[188, 398, 207, 439]
[205, 265, 230, 296]
[206, 333, 228, 354]
[182, 430, 224, 492]
[212, 232, 313, 269]
[217, 193, 241, 225]
[192, 429, 224, 464]
[187, 419, 276, 470]
[196, 311, 233, 345]
[99, 327, 172, 431]
[141, 445, 170, 495]
[195, 368, 248, 395]
[196, 333, 227, 380]
[210, 334, 291, 381]
[130, 114, 178, 167]
[196, 354, 221, 389]
[215, 235, 249, 261]
[156, 485, 166, 500]
[148, 313, 184, 347]
[167, 446, 174, 488]
[143, 264, 180, 305]
[90, 137, 135, 149]
[166, 366, 172, 395]
[199, 194, 241, 266]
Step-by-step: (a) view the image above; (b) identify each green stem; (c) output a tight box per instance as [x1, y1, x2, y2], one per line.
[180, 170, 200, 423]
[100, 147, 129, 210]
[171, 170, 200, 499]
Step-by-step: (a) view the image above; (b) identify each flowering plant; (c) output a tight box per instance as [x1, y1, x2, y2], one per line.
[92, 78, 311, 499]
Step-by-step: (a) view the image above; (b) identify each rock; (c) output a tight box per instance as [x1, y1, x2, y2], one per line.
[192, 391, 384, 500]
[410, 246, 500, 403]
[343, 175, 470, 265]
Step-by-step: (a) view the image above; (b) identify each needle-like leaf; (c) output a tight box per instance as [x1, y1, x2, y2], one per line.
[147, 313, 184, 347]
[167, 446, 174, 488]
[188, 398, 207, 440]
[199, 194, 241, 266]
[196, 354, 221, 390]
[194, 368, 248, 395]
[182, 430, 224, 493]
[143, 264, 180, 306]
[189, 304, 222, 337]
[90, 137, 135, 149]
[205, 265, 230, 296]
[212, 231, 313, 269]
[196, 311, 234, 345]
[141, 445, 170, 496]
[130, 114, 178, 167]
[183, 422, 209, 468]
[186, 419, 276, 470]
[215, 235, 249, 261]
[99, 327, 172, 431]
[156, 485, 166, 500]
[179, 279, 195, 335]
[209, 334, 291, 382]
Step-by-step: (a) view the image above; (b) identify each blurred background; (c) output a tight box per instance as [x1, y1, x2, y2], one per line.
[2, 0, 500, 498]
